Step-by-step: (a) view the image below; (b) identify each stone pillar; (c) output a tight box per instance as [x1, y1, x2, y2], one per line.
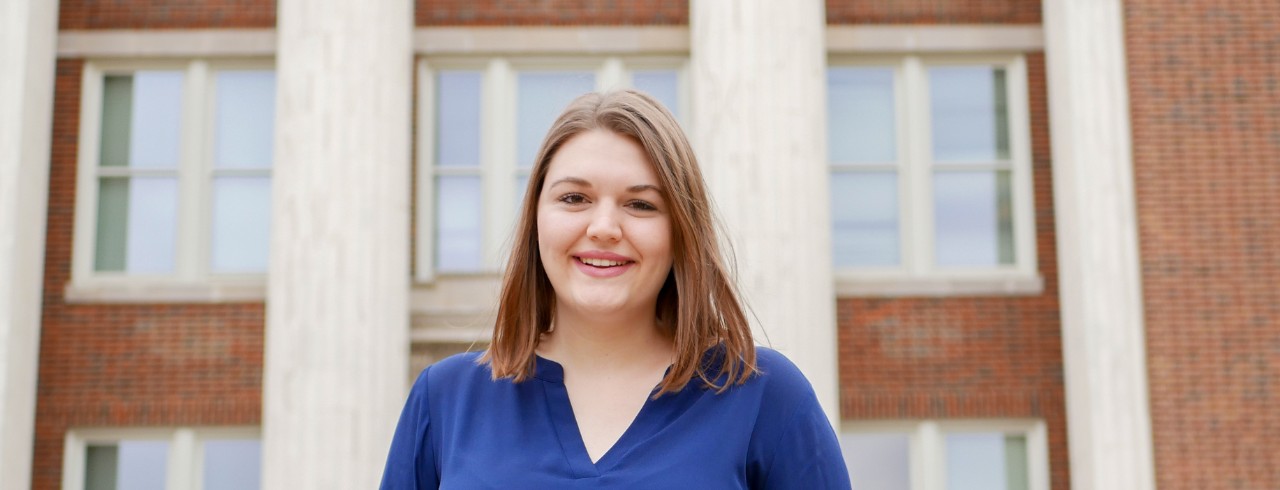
[1042, 1, 1156, 489]
[0, 0, 58, 487]
[263, 0, 412, 487]
[690, 0, 839, 423]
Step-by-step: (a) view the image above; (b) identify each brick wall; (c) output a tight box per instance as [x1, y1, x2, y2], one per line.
[417, 0, 687, 26]
[837, 53, 1068, 490]
[59, 0, 275, 29]
[826, 0, 1040, 24]
[1125, 1, 1280, 488]
[32, 59, 266, 490]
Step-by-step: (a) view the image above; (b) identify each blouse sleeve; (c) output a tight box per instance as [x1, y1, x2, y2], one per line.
[380, 367, 439, 489]
[758, 400, 851, 489]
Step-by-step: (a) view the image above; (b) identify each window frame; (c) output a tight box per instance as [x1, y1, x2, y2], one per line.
[70, 58, 275, 303]
[828, 53, 1041, 297]
[414, 55, 690, 283]
[61, 426, 261, 490]
[841, 418, 1050, 490]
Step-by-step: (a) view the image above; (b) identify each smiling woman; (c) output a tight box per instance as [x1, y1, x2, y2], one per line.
[380, 91, 850, 489]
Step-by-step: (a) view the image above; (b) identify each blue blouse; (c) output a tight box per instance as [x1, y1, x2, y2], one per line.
[380, 347, 850, 489]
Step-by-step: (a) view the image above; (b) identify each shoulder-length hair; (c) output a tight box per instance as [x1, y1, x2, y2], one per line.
[481, 89, 756, 396]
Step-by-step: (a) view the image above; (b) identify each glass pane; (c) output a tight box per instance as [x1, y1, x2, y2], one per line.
[204, 439, 262, 490]
[831, 172, 900, 267]
[118, 440, 168, 490]
[211, 177, 271, 273]
[214, 70, 276, 169]
[1005, 435, 1030, 490]
[631, 70, 680, 121]
[128, 71, 184, 168]
[517, 71, 596, 167]
[95, 177, 129, 272]
[947, 433, 1005, 490]
[933, 170, 1014, 267]
[100, 76, 133, 167]
[828, 67, 896, 164]
[840, 432, 911, 490]
[516, 174, 531, 210]
[436, 71, 482, 168]
[930, 66, 1010, 162]
[95, 177, 178, 273]
[435, 176, 483, 272]
[85, 445, 119, 490]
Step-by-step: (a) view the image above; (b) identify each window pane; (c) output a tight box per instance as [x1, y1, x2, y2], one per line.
[435, 176, 483, 272]
[946, 433, 1006, 490]
[214, 70, 276, 169]
[828, 67, 896, 164]
[436, 71, 482, 168]
[95, 177, 178, 273]
[517, 71, 595, 167]
[204, 439, 262, 490]
[85, 445, 119, 490]
[832, 172, 900, 267]
[100, 76, 133, 168]
[930, 66, 1010, 162]
[211, 177, 271, 273]
[840, 432, 911, 490]
[127, 71, 183, 168]
[933, 170, 1014, 267]
[632, 70, 679, 121]
[516, 174, 530, 210]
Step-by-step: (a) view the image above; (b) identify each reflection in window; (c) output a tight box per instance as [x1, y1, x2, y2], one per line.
[831, 172, 899, 267]
[841, 432, 911, 490]
[946, 433, 1029, 490]
[930, 66, 1010, 163]
[203, 439, 262, 490]
[435, 176, 484, 272]
[933, 170, 1014, 266]
[632, 70, 680, 121]
[85, 441, 169, 490]
[517, 71, 596, 167]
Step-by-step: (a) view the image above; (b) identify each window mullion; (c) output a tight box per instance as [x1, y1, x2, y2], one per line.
[176, 60, 210, 281]
[414, 58, 436, 283]
[902, 56, 934, 276]
[169, 428, 197, 490]
[1007, 55, 1038, 277]
[483, 58, 515, 272]
[917, 420, 944, 490]
[599, 57, 626, 92]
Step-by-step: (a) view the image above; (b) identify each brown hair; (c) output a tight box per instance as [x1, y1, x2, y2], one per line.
[482, 89, 756, 396]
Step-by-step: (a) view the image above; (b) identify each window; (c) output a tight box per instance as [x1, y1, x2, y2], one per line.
[72, 60, 275, 300]
[828, 55, 1039, 296]
[63, 427, 261, 490]
[416, 56, 687, 281]
[840, 419, 1049, 490]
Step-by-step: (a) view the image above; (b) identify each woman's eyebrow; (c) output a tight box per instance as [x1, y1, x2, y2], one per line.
[548, 176, 591, 188]
[628, 184, 662, 194]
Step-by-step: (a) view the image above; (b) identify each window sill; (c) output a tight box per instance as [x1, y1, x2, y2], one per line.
[63, 277, 267, 303]
[835, 272, 1045, 298]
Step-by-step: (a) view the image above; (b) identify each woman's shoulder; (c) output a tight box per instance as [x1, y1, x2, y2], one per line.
[747, 346, 818, 401]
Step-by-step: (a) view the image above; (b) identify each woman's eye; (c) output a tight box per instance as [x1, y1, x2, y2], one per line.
[628, 200, 658, 212]
[558, 193, 587, 205]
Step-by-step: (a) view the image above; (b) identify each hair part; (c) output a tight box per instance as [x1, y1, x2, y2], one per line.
[481, 90, 757, 396]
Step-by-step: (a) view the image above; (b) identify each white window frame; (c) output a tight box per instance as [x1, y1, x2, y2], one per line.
[841, 418, 1050, 490]
[829, 53, 1042, 297]
[62, 426, 260, 490]
[414, 55, 690, 284]
[69, 58, 274, 303]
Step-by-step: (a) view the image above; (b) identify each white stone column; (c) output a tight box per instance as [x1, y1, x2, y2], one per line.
[690, 0, 839, 423]
[1042, 1, 1156, 489]
[263, 0, 412, 487]
[0, 0, 58, 487]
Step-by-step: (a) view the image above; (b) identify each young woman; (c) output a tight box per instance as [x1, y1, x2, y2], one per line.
[381, 90, 850, 489]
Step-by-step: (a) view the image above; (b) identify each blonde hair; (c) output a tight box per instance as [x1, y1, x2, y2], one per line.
[482, 90, 756, 396]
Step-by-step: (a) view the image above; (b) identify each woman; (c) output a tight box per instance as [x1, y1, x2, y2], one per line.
[381, 90, 850, 488]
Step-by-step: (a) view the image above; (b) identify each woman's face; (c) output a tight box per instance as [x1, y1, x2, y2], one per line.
[536, 129, 673, 320]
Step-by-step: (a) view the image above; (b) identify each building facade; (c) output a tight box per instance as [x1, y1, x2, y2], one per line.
[0, 0, 1276, 488]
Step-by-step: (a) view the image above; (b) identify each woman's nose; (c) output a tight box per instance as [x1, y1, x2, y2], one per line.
[586, 206, 622, 242]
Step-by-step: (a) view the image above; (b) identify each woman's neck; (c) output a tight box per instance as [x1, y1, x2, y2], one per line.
[538, 307, 672, 373]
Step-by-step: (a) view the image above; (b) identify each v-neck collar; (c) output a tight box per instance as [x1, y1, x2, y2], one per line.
[534, 355, 668, 477]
